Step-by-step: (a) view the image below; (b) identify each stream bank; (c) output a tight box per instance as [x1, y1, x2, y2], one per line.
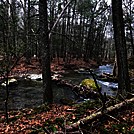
[0, 64, 118, 111]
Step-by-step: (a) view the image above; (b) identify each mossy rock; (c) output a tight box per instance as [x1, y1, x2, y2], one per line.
[80, 79, 100, 91]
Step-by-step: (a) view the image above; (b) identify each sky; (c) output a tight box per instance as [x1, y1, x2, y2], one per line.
[106, 0, 111, 5]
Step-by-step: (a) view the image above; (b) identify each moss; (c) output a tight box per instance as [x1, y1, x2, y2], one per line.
[33, 104, 51, 114]
[74, 100, 101, 115]
[80, 79, 100, 91]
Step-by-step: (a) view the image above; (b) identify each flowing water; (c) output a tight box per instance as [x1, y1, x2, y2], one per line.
[95, 64, 118, 96]
[62, 65, 118, 96]
[0, 65, 118, 110]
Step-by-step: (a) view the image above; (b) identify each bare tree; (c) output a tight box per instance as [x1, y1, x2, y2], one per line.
[39, 0, 53, 103]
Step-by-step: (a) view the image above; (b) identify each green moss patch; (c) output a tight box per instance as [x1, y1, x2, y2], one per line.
[80, 79, 100, 91]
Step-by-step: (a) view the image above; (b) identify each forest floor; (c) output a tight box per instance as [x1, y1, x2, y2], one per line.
[0, 57, 134, 134]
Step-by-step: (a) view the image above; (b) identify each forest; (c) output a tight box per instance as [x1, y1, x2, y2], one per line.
[0, 0, 134, 133]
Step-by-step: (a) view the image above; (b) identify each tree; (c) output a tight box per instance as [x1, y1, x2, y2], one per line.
[39, 0, 53, 103]
[123, 0, 134, 56]
[0, 0, 24, 122]
[112, 0, 131, 97]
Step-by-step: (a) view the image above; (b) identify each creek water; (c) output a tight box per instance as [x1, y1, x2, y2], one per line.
[0, 64, 118, 110]
[62, 65, 118, 96]
[95, 64, 118, 96]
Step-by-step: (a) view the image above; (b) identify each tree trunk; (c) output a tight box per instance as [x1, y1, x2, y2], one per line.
[112, 0, 131, 97]
[39, 0, 53, 103]
[129, 0, 134, 55]
[11, 0, 17, 57]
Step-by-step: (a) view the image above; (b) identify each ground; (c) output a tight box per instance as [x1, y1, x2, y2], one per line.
[10, 57, 98, 75]
[0, 57, 134, 133]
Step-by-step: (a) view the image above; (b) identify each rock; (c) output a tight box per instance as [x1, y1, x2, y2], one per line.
[1, 78, 18, 87]
[26, 74, 42, 80]
[75, 68, 90, 74]
[80, 79, 100, 91]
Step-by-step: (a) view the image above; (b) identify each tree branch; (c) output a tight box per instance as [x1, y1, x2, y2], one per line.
[49, 0, 74, 38]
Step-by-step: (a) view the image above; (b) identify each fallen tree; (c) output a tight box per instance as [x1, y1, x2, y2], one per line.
[66, 97, 134, 131]
[52, 78, 100, 99]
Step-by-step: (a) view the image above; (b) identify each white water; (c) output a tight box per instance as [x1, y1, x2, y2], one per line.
[95, 64, 118, 96]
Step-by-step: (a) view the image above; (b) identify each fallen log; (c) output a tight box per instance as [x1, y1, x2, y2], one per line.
[52, 78, 100, 99]
[97, 73, 118, 83]
[66, 97, 134, 131]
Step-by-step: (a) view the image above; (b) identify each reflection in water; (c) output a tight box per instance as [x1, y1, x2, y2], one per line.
[0, 64, 118, 110]
[63, 64, 118, 97]
[0, 79, 76, 110]
[0, 80, 44, 110]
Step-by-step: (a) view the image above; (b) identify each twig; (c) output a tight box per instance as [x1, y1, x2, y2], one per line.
[66, 97, 134, 131]
[78, 125, 84, 134]
[64, 118, 67, 134]
[43, 127, 51, 134]
[105, 114, 120, 122]
[127, 92, 134, 96]
[118, 93, 128, 103]
[89, 69, 106, 112]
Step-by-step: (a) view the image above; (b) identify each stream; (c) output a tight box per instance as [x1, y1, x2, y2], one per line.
[95, 65, 118, 96]
[0, 64, 118, 111]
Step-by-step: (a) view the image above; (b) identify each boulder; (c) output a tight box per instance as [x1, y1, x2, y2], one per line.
[80, 79, 100, 91]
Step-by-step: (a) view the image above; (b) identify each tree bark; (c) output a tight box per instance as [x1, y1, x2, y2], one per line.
[112, 0, 131, 97]
[39, 0, 53, 103]
[129, 0, 134, 55]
